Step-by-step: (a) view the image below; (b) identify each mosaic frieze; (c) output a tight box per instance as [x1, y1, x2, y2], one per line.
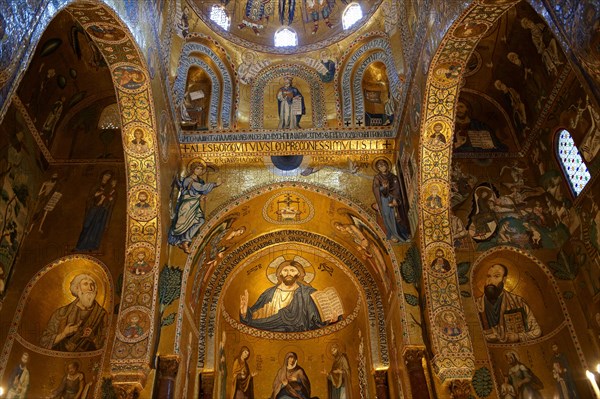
[179, 130, 397, 144]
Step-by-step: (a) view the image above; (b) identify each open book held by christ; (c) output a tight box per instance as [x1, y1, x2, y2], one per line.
[311, 287, 344, 322]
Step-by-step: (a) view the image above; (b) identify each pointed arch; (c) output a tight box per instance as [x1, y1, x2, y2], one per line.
[338, 34, 402, 127]
[174, 40, 235, 130]
[417, 0, 528, 380]
[173, 182, 410, 375]
[174, 55, 222, 130]
[0, 2, 168, 389]
[352, 51, 397, 126]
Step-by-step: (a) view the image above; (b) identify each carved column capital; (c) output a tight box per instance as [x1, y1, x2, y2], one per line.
[154, 355, 181, 399]
[403, 347, 425, 372]
[402, 347, 431, 399]
[158, 355, 180, 380]
[113, 383, 140, 399]
[449, 379, 472, 399]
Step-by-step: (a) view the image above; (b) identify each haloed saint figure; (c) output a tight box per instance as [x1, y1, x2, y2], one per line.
[240, 259, 341, 332]
[40, 273, 108, 352]
[372, 158, 409, 243]
[271, 352, 315, 399]
[168, 160, 221, 254]
[277, 77, 305, 129]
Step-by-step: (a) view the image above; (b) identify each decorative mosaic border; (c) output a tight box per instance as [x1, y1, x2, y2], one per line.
[338, 34, 401, 126]
[178, 128, 396, 143]
[352, 50, 397, 125]
[64, 3, 163, 387]
[176, 55, 222, 129]
[12, 95, 54, 162]
[418, 0, 523, 381]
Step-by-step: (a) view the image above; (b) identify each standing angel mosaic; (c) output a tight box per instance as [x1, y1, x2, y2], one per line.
[168, 159, 222, 254]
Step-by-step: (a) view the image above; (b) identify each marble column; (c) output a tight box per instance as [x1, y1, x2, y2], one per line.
[403, 348, 431, 399]
[199, 371, 215, 399]
[374, 369, 389, 399]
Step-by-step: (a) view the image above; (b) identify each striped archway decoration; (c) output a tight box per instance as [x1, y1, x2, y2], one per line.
[338, 34, 402, 127]
[173, 40, 235, 130]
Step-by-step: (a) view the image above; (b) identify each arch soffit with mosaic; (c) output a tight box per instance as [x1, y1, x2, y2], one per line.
[40, 2, 164, 389]
[250, 65, 326, 129]
[197, 231, 388, 369]
[173, 182, 407, 368]
[417, 0, 524, 381]
[173, 40, 235, 130]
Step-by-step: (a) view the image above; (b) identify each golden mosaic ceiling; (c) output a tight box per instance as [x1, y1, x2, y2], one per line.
[188, 0, 384, 53]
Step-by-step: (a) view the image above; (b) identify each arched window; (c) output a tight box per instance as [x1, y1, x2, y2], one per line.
[556, 129, 591, 196]
[98, 103, 121, 130]
[342, 3, 363, 30]
[210, 5, 230, 30]
[274, 28, 298, 47]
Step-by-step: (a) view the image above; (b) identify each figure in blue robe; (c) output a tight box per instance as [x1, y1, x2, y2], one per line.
[240, 260, 338, 332]
[168, 161, 221, 254]
[75, 171, 116, 251]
